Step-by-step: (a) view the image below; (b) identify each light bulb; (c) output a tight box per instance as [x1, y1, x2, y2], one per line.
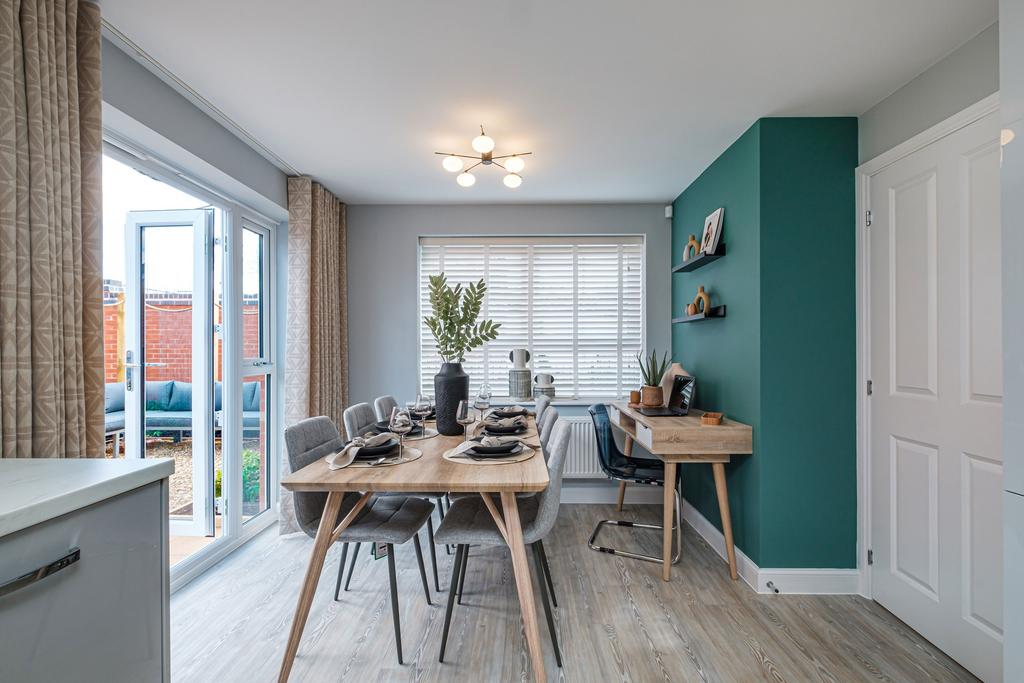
[442, 155, 464, 172]
[504, 156, 525, 173]
[472, 134, 495, 153]
[457, 172, 476, 187]
[503, 173, 522, 189]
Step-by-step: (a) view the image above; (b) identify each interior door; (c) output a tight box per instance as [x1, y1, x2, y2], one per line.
[867, 110, 1003, 681]
[125, 209, 215, 538]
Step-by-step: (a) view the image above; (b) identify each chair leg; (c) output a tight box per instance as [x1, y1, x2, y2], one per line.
[536, 539, 557, 608]
[386, 544, 403, 664]
[532, 543, 562, 668]
[437, 498, 451, 555]
[334, 543, 349, 601]
[426, 516, 441, 592]
[456, 545, 469, 605]
[413, 533, 432, 605]
[587, 480, 683, 565]
[439, 544, 466, 662]
[344, 542, 361, 591]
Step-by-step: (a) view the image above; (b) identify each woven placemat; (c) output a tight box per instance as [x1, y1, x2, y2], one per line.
[442, 444, 536, 466]
[345, 446, 422, 468]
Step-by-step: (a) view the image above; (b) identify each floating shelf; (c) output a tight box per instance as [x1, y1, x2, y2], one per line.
[672, 244, 726, 273]
[672, 305, 727, 324]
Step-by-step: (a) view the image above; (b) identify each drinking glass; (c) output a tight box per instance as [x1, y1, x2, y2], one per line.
[389, 406, 413, 457]
[456, 400, 475, 441]
[412, 393, 431, 426]
[474, 383, 492, 411]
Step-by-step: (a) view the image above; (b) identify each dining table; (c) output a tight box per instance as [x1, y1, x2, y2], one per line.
[277, 416, 551, 682]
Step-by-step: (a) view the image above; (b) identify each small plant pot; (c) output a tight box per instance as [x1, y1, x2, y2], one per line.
[641, 385, 664, 407]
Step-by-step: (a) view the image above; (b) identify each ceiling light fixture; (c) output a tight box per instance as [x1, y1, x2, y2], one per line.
[436, 125, 531, 189]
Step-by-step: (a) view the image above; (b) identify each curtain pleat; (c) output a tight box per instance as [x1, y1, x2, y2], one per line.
[0, 0, 103, 458]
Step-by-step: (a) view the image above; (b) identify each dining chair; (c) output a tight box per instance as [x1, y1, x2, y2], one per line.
[284, 416, 434, 664]
[539, 406, 560, 453]
[374, 395, 399, 422]
[534, 394, 552, 422]
[586, 403, 682, 565]
[343, 402, 378, 438]
[434, 419, 571, 668]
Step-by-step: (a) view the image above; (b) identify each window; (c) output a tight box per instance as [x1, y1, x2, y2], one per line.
[418, 236, 644, 400]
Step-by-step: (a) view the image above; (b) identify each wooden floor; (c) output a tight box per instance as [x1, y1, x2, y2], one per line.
[171, 504, 976, 682]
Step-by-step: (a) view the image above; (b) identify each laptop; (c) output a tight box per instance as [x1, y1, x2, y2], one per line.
[638, 374, 696, 417]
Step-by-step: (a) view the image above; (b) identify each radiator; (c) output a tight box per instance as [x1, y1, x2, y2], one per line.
[562, 416, 604, 478]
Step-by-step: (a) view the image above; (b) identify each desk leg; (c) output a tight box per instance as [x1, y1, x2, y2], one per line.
[617, 436, 633, 511]
[712, 463, 738, 580]
[501, 492, 547, 682]
[662, 461, 677, 581]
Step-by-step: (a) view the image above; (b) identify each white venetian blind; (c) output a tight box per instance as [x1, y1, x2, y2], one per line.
[419, 235, 644, 400]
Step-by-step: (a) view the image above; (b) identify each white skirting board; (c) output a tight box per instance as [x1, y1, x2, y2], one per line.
[681, 500, 859, 595]
[560, 479, 662, 504]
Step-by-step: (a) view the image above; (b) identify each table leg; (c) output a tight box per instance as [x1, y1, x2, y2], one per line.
[616, 436, 633, 511]
[712, 462, 738, 580]
[662, 461, 677, 581]
[500, 492, 547, 682]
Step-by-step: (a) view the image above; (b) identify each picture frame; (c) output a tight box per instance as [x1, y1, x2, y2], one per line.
[700, 208, 724, 255]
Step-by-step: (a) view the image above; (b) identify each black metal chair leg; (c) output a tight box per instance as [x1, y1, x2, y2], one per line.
[413, 534, 432, 605]
[439, 544, 465, 662]
[426, 516, 441, 591]
[334, 542, 349, 601]
[344, 542, 361, 591]
[437, 498, 451, 555]
[456, 545, 469, 605]
[386, 544, 403, 664]
[532, 543, 562, 668]
[536, 539, 558, 608]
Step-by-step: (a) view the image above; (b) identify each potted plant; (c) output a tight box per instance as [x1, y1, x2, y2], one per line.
[636, 349, 670, 407]
[423, 273, 501, 435]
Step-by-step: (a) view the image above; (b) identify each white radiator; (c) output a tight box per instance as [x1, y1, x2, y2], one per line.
[563, 416, 604, 478]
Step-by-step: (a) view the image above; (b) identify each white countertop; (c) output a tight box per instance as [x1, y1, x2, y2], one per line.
[0, 458, 174, 538]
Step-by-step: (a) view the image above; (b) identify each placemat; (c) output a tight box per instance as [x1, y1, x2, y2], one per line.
[345, 446, 422, 468]
[405, 428, 439, 442]
[443, 444, 536, 466]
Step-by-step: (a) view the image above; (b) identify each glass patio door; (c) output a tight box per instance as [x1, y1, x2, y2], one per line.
[124, 209, 216, 538]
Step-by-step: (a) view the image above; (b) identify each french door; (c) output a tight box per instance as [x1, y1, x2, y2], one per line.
[124, 209, 216, 538]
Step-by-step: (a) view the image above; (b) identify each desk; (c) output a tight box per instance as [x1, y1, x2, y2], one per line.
[279, 419, 550, 682]
[609, 402, 752, 581]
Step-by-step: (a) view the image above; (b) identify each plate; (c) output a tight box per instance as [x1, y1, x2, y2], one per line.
[466, 443, 524, 458]
[374, 421, 422, 435]
[484, 423, 526, 435]
[491, 407, 528, 419]
[348, 438, 398, 457]
[468, 437, 519, 454]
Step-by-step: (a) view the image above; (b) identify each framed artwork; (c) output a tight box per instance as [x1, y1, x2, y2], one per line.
[700, 208, 724, 254]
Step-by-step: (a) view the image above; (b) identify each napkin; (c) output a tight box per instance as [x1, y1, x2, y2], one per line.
[325, 432, 396, 470]
[451, 435, 521, 457]
[484, 415, 528, 428]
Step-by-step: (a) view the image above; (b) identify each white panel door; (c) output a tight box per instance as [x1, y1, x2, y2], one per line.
[868, 110, 1003, 682]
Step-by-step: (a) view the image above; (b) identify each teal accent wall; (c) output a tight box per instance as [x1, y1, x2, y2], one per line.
[671, 117, 858, 568]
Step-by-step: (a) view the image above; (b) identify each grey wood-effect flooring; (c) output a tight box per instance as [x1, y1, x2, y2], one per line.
[170, 504, 976, 682]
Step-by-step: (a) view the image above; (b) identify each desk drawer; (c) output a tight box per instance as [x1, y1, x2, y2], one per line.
[608, 404, 622, 426]
[635, 422, 654, 450]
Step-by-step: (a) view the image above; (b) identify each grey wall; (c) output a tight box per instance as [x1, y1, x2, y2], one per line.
[859, 23, 999, 162]
[346, 203, 671, 412]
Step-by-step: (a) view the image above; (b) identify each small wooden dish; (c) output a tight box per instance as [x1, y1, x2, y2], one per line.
[701, 411, 723, 426]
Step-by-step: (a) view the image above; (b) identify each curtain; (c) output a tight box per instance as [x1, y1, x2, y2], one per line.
[279, 177, 348, 533]
[0, 0, 104, 458]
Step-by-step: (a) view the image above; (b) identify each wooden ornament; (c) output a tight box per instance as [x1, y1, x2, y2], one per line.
[682, 234, 701, 262]
[686, 303, 698, 316]
[692, 285, 711, 314]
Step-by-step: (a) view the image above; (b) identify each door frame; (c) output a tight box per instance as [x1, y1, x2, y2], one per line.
[855, 92, 1001, 598]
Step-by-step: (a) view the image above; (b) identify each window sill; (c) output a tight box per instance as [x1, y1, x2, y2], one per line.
[491, 398, 618, 407]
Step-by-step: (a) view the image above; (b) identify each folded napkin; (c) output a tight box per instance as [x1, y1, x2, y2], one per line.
[325, 432, 396, 470]
[485, 415, 528, 427]
[451, 435, 521, 457]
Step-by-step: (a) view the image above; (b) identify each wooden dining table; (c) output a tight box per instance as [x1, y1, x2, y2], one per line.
[277, 418, 551, 682]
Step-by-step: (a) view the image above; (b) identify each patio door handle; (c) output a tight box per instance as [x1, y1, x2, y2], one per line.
[125, 350, 167, 391]
[125, 362, 167, 368]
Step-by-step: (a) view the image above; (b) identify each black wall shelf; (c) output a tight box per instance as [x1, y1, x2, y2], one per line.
[672, 244, 726, 273]
[672, 305, 727, 324]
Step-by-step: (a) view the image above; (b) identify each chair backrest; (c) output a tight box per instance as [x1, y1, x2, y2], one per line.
[284, 416, 346, 537]
[588, 403, 627, 477]
[526, 419, 571, 542]
[534, 395, 551, 422]
[343, 402, 377, 438]
[374, 395, 399, 422]
[539, 406, 559, 451]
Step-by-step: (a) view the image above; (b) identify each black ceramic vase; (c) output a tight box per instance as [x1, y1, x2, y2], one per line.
[434, 362, 470, 436]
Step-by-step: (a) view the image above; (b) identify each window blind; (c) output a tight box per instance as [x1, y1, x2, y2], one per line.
[418, 236, 644, 400]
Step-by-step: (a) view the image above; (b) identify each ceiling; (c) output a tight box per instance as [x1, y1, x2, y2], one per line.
[98, 1, 997, 204]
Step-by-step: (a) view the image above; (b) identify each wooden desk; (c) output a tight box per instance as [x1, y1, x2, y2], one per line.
[609, 402, 752, 581]
[279, 420, 550, 682]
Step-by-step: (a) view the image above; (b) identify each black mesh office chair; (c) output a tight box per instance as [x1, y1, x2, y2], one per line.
[587, 403, 682, 565]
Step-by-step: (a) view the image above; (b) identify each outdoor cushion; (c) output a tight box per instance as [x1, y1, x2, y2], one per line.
[105, 383, 125, 413]
[242, 381, 261, 412]
[167, 381, 193, 412]
[104, 411, 125, 432]
[145, 381, 174, 411]
[145, 411, 192, 429]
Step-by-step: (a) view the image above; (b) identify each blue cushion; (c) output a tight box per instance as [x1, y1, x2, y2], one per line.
[105, 410, 125, 432]
[243, 381, 261, 412]
[214, 382, 223, 411]
[167, 381, 193, 412]
[105, 383, 125, 413]
[145, 411, 193, 429]
[145, 381, 174, 411]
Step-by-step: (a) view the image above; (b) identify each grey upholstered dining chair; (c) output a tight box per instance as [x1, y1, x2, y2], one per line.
[538, 406, 560, 453]
[534, 394, 552, 422]
[284, 416, 435, 665]
[374, 395, 399, 422]
[343, 402, 378, 438]
[434, 419, 571, 668]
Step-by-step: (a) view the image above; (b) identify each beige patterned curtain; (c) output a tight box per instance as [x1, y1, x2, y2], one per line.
[0, 0, 104, 458]
[279, 177, 347, 533]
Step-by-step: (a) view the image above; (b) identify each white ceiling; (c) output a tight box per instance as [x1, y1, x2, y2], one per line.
[99, 0, 996, 204]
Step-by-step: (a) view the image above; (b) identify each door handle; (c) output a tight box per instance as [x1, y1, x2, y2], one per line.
[125, 362, 167, 368]
[0, 548, 81, 598]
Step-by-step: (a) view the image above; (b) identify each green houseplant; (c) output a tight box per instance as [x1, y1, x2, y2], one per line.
[636, 349, 670, 407]
[423, 273, 501, 434]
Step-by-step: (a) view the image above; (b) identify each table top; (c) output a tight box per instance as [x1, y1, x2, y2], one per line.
[610, 401, 753, 457]
[281, 418, 550, 494]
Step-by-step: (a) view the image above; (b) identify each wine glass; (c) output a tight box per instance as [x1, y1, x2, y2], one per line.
[389, 406, 413, 457]
[474, 383, 492, 411]
[456, 400, 475, 441]
[412, 393, 431, 426]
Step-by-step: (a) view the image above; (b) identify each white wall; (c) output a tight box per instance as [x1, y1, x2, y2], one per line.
[859, 23, 999, 163]
[346, 203, 671, 410]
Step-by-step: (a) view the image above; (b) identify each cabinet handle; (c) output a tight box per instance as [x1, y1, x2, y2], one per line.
[0, 548, 80, 598]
